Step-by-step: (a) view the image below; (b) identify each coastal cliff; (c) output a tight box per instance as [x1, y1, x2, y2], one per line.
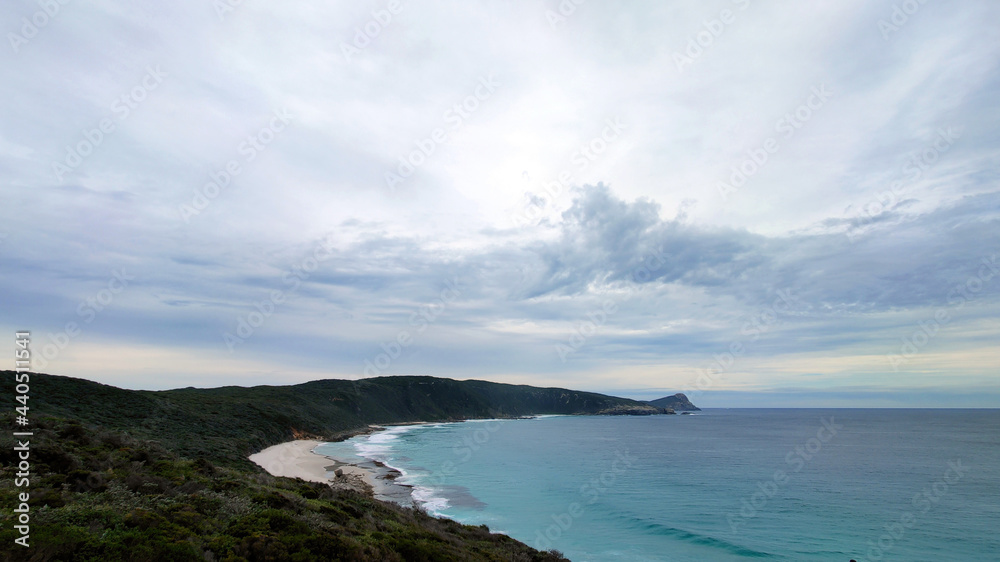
[645, 393, 701, 411]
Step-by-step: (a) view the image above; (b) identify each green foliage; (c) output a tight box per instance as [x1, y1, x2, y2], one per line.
[0, 373, 615, 561]
[0, 414, 568, 561]
[10, 372, 660, 469]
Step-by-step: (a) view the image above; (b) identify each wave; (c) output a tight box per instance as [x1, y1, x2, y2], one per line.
[613, 512, 776, 559]
[412, 486, 451, 515]
[352, 422, 491, 518]
[366, 424, 417, 443]
[353, 425, 418, 462]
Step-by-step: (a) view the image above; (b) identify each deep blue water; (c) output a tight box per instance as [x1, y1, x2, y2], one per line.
[316, 410, 1000, 561]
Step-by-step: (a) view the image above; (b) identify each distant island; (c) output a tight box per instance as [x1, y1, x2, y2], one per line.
[645, 393, 701, 412]
[0, 371, 692, 560]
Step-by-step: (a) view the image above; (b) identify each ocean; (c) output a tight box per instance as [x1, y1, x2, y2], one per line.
[315, 409, 1000, 561]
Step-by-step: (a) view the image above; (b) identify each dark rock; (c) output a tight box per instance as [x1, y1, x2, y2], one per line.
[644, 393, 700, 411]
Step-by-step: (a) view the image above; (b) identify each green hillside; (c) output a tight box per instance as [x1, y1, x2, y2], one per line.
[14, 373, 666, 468]
[0, 372, 669, 561]
[0, 413, 565, 561]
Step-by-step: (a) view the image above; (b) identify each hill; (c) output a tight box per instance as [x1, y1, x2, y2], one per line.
[15, 372, 669, 468]
[0, 371, 672, 561]
[645, 393, 700, 411]
[0, 412, 565, 561]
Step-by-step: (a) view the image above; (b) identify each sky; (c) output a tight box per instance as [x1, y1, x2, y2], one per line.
[1, 0, 998, 407]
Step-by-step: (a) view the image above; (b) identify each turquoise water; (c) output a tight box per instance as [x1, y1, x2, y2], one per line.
[316, 410, 1000, 561]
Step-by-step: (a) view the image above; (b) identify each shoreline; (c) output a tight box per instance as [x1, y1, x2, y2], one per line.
[250, 417, 544, 509]
[248, 439, 377, 494]
[248, 433, 417, 506]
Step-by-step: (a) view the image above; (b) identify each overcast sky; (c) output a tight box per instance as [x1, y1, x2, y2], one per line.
[2, 0, 998, 407]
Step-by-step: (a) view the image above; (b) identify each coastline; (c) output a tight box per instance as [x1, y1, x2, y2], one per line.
[249, 418, 542, 510]
[248, 434, 417, 505]
[248, 439, 376, 493]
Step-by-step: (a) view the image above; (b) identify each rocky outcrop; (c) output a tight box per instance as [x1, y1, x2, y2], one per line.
[645, 393, 700, 411]
[596, 404, 674, 416]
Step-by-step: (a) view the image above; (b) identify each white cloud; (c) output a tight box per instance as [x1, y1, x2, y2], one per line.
[2, 0, 999, 405]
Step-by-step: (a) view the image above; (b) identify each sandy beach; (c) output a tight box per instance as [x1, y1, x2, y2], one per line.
[249, 439, 376, 491]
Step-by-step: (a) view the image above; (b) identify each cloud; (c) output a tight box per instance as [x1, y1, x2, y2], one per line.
[1, 1, 998, 405]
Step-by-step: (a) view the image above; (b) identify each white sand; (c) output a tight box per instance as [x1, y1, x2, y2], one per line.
[248, 439, 375, 487]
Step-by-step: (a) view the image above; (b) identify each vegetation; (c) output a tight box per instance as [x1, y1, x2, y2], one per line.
[0, 413, 566, 561]
[0, 372, 669, 560]
[13, 373, 666, 469]
[645, 393, 700, 412]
